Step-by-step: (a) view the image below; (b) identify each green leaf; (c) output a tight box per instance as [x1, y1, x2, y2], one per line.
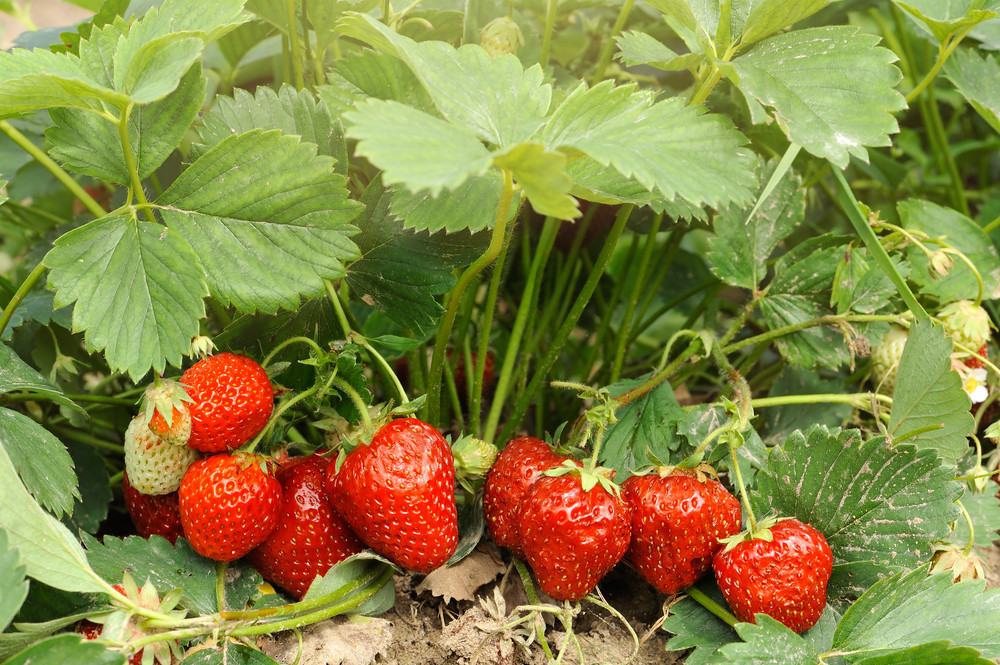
[182, 644, 281, 665]
[346, 179, 487, 335]
[0, 344, 83, 413]
[739, 0, 837, 46]
[887, 319, 975, 463]
[0, 409, 79, 517]
[852, 642, 995, 665]
[0, 439, 108, 594]
[493, 143, 577, 219]
[0, 47, 129, 115]
[0, 530, 28, 633]
[47, 63, 205, 184]
[343, 98, 494, 196]
[158, 130, 361, 315]
[717, 614, 821, 664]
[43, 214, 208, 381]
[338, 13, 551, 148]
[663, 585, 739, 664]
[542, 80, 756, 209]
[600, 372, 689, 480]
[901, 198, 1000, 302]
[195, 84, 348, 176]
[0, 289, 74, 343]
[317, 49, 436, 117]
[761, 367, 853, 445]
[645, 0, 719, 35]
[708, 157, 805, 289]
[61, 440, 111, 535]
[302, 553, 396, 617]
[833, 567, 1000, 659]
[755, 427, 963, 603]
[2, 634, 125, 665]
[946, 48, 1000, 134]
[949, 486, 1000, 547]
[115, 34, 203, 103]
[84, 535, 262, 615]
[389, 172, 509, 234]
[724, 26, 906, 168]
[831, 247, 907, 316]
[895, 0, 1000, 43]
[615, 30, 702, 70]
[758, 237, 854, 369]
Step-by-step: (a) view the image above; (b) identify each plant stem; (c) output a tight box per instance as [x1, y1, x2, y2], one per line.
[610, 213, 663, 383]
[325, 279, 353, 339]
[591, 0, 635, 82]
[923, 84, 969, 216]
[830, 169, 928, 321]
[539, 0, 558, 68]
[685, 585, 739, 627]
[261, 336, 325, 369]
[426, 169, 515, 427]
[721, 313, 901, 355]
[514, 559, 554, 660]
[904, 25, 976, 104]
[0, 261, 47, 339]
[286, 0, 305, 89]
[496, 204, 633, 443]
[215, 562, 228, 612]
[729, 431, 757, 532]
[484, 217, 560, 443]
[118, 105, 156, 223]
[332, 376, 373, 431]
[0, 120, 107, 219]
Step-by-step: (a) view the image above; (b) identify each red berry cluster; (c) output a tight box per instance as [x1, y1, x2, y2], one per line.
[124, 356, 460, 600]
[483, 437, 833, 633]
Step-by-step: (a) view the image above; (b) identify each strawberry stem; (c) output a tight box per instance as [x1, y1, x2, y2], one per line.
[514, 559, 555, 660]
[684, 585, 739, 627]
[331, 376, 373, 431]
[261, 336, 325, 370]
[957, 499, 976, 556]
[215, 562, 228, 612]
[729, 432, 758, 534]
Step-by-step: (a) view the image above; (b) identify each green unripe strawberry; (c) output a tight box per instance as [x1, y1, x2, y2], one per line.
[480, 16, 524, 57]
[939, 300, 992, 352]
[871, 326, 908, 394]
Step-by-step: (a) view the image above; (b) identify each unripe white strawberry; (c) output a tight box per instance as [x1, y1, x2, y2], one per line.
[871, 326, 908, 394]
[124, 414, 198, 495]
[939, 300, 992, 352]
[480, 16, 524, 58]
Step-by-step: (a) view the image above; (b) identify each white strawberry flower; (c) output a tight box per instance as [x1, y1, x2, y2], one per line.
[961, 367, 989, 404]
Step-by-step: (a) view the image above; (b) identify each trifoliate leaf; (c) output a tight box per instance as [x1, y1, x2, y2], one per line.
[2, 634, 126, 665]
[901, 198, 1000, 301]
[0, 409, 78, 517]
[389, 171, 512, 234]
[338, 13, 551, 148]
[194, 84, 348, 176]
[600, 372, 689, 480]
[895, 0, 1000, 43]
[0, 343, 82, 413]
[833, 567, 1000, 659]
[716, 614, 821, 664]
[645, 0, 719, 36]
[725, 26, 906, 167]
[158, 130, 361, 315]
[0, 530, 28, 633]
[755, 427, 962, 603]
[84, 534, 262, 615]
[0, 441, 108, 594]
[47, 63, 205, 184]
[344, 98, 494, 196]
[831, 247, 907, 316]
[946, 48, 1000, 135]
[346, 179, 487, 335]
[888, 319, 975, 463]
[708, 157, 804, 289]
[493, 143, 578, 219]
[43, 214, 208, 380]
[317, 49, 436, 117]
[542, 80, 756, 209]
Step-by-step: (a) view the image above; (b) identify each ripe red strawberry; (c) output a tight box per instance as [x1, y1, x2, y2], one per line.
[965, 344, 988, 370]
[248, 456, 364, 599]
[483, 436, 572, 558]
[181, 352, 274, 453]
[517, 464, 631, 601]
[122, 472, 183, 544]
[325, 418, 458, 573]
[713, 517, 832, 633]
[622, 467, 741, 594]
[123, 414, 199, 496]
[178, 452, 282, 561]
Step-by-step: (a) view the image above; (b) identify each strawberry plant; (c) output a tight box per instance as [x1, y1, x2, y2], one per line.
[3, 0, 1000, 663]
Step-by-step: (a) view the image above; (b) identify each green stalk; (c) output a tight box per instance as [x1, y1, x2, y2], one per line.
[591, 0, 635, 82]
[286, 0, 305, 89]
[0, 120, 107, 219]
[905, 25, 977, 104]
[831, 169, 928, 321]
[685, 586, 739, 627]
[610, 214, 663, 383]
[426, 169, 515, 426]
[215, 562, 228, 612]
[923, 84, 969, 216]
[0, 261, 47, 339]
[118, 105, 156, 223]
[721, 313, 901, 355]
[484, 217, 560, 443]
[496, 204, 633, 444]
[514, 559, 554, 660]
[748, 393, 892, 410]
[539, 0, 558, 68]
[324, 279, 353, 339]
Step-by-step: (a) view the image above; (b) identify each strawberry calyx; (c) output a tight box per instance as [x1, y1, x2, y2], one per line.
[929, 542, 988, 583]
[543, 458, 620, 496]
[717, 515, 792, 554]
[452, 434, 499, 478]
[141, 378, 193, 445]
[188, 335, 216, 359]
